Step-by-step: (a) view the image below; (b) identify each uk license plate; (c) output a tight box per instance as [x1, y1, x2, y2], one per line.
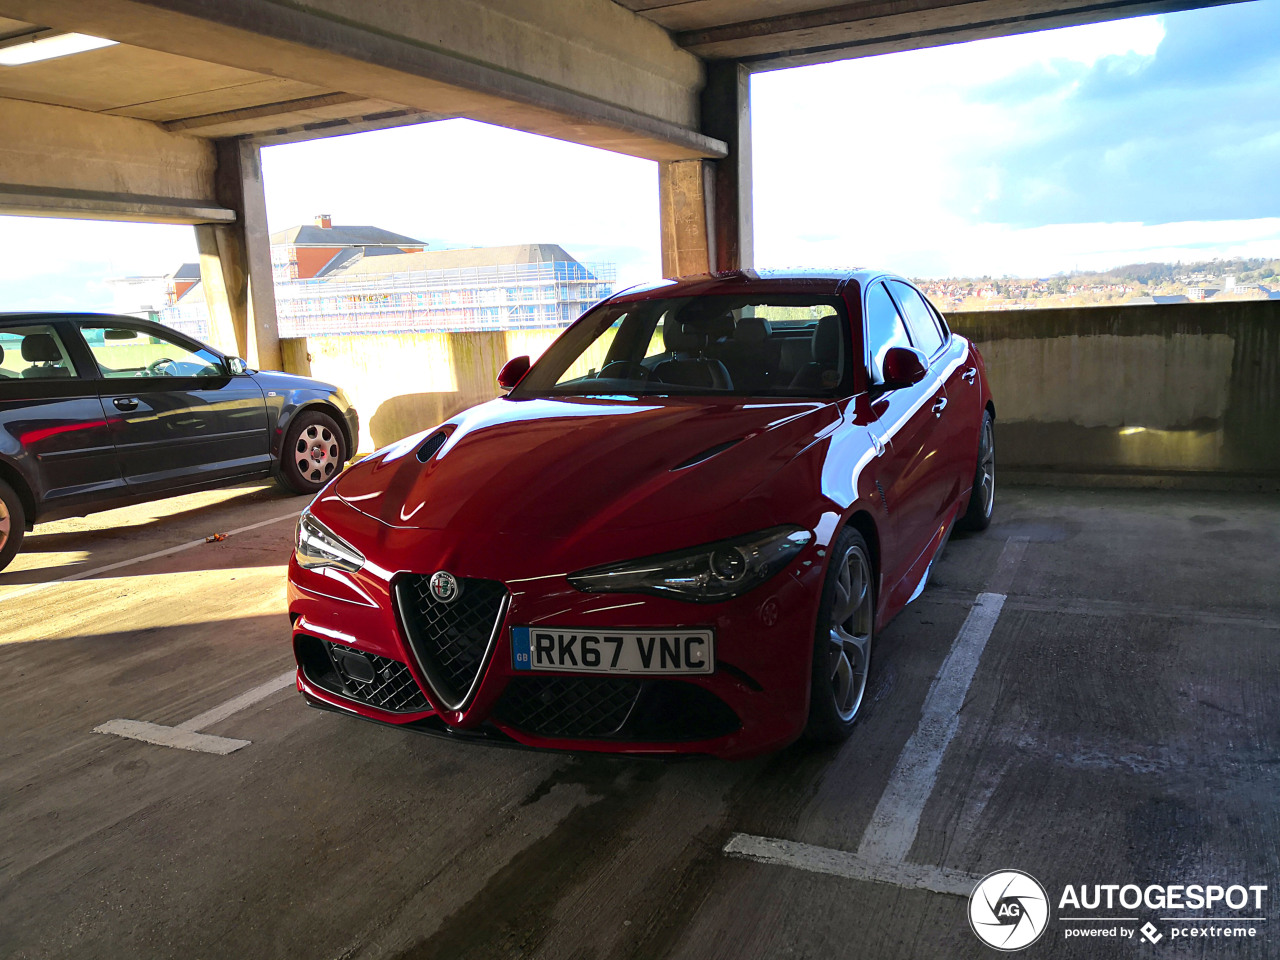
[511, 627, 714, 675]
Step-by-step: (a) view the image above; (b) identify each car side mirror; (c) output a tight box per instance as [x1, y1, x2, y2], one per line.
[497, 355, 531, 391]
[880, 346, 928, 390]
[227, 356, 249, 376]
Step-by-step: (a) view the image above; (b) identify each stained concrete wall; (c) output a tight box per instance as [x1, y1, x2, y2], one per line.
[294, 300, 1279, 486]
[301, 328, 564, 452]
[949, 300, 1280, 487]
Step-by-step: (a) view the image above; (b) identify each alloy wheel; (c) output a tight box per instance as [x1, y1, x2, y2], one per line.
[0, 499, 8, 552]
[296, 424, 340, 485]
[979, 419, 995, 518]
[828, 544, 874, 722]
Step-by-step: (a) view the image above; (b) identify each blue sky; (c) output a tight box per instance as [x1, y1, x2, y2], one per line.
[1, 0, 1278, 311]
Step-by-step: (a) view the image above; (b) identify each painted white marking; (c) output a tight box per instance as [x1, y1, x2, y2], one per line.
[0, 510, 299, 606]
[93, 719, 250, 755]
[723, 536, 1030, 896]
[858, 537, 1027, 864]
[175, 670, 296, 732]
[724, 834, 980, 897]
[96, 669, 297, 754]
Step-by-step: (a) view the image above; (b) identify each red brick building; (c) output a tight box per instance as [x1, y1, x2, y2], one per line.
[270, 214, 425, 280]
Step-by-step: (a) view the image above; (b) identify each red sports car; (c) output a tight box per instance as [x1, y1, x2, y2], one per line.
[288, 269, 995, 759]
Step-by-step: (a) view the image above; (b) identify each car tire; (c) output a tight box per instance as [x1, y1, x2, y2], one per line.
[805, 526, 876, 744]
[0, 478, 26, 573]
[278, 410, 347, 495]
[957, 410, 995, 532]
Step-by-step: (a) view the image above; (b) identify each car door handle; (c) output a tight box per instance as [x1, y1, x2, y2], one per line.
[932, 397, 948, 417]
[113, 397, 139, 411]
[961, 367, 977, 383]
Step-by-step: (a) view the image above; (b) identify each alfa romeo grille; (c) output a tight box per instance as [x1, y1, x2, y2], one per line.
[394, 575, 508, 710]
[494, 676, 641, 739]
[297, 635, 430, 713]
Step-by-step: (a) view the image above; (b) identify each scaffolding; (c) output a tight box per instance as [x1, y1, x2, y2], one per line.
[160, 258, 616, 341]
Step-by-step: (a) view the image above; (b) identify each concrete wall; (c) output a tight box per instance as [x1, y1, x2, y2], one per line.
[949, 300, 1280, 487]
[294, 300, 1279, 487]
[301, 327, 563, 452]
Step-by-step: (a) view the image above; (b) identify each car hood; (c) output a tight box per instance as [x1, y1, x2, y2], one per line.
[333, 396, 841, 546]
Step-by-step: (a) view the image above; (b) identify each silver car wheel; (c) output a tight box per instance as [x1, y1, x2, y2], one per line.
[296, 424, 340, 485]
[828, 543, 873, 722]
[0, 499, 9, 552]
[978, 418, 995, 519]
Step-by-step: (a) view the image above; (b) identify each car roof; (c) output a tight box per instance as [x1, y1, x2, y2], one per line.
[610, 267, 904, 301]
[0, 311, 146, 323]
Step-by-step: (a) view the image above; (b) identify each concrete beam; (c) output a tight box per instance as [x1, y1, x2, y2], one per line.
[5, 0, 725, 161]
[678, 0, 1249, 69]
[246, 110, 447, 148]
[0, 97, 230, 223]
[659, 160, 716, 278]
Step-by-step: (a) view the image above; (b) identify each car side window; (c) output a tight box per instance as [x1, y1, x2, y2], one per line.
[864, 282, 914, 384]
[81, 325, 224, 379]
[890, 281, 946, 357]
[0, 325, 77, 380]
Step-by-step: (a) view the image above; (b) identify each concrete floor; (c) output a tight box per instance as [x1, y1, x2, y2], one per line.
[1, 483, 1277, 959]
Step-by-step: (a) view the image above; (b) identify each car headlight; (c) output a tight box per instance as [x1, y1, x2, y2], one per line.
[568, 526, 812, 603]
[294, 510, 364, 572]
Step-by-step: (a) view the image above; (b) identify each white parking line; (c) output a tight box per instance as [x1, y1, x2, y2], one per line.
[0, 510, 300, 607]
[725, 536, 1030, 895]
[95, 669, 296, 755]
[723, 834, 981, 897]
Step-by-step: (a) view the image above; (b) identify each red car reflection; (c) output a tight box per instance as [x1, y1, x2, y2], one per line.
[287, 270, 995, 759]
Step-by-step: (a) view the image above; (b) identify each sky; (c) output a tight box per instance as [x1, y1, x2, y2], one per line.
[1, 0, 1278, 312]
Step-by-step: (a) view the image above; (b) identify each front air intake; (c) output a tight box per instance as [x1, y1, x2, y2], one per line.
[393, 575, 509, 711]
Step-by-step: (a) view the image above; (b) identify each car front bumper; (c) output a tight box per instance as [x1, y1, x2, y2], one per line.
[287, 496, 828, 760]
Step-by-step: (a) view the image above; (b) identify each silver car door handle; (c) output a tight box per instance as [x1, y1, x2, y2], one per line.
[932, 397, 948, 417]
[962, 367, 977, 383]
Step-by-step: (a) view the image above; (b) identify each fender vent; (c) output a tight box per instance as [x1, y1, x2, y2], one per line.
[416, 430, 449, 463]
[672, 438, 743, 471]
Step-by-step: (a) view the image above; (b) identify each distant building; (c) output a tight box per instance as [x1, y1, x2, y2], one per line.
[270, 214, 425, 281]
[273, 242, 615, 336]
[106, 262, 202, 319]
[160, 235, 614, 340]
[1186, 285, 1221, 301]
[1127, 294, 1189, 306]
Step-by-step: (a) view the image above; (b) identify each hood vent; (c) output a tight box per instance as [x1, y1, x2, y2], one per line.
[416, 430, 449, 463]
[671, 438, 743, 471]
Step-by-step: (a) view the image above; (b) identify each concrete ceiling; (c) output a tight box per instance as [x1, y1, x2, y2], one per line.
[0, 15, 422, 141]
[0, 1, 1249, 150]
[0, 0, 1250, 226]
[614, 0, 1247, 68]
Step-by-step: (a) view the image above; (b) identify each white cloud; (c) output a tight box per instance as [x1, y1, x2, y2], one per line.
[752, 6, 1280, 277]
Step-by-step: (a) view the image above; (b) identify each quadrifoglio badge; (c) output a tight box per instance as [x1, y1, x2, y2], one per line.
[968, 871, 1269, 949]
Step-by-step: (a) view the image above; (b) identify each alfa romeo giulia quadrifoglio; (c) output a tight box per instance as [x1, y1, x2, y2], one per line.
[287, 269, 995, 759]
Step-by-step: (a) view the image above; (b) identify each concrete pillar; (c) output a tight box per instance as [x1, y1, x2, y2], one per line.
[197, 139, 281, 370]
[195, 222, 249, 359]
[658, 62, 753, 278]
[700, 62, 753, 273]
[659, 160, 715, 278]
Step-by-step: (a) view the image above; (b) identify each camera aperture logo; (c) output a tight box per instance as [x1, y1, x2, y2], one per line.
[969, 870, 1050, 951]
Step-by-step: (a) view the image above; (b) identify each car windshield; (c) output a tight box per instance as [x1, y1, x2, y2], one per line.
[512, 294, 854, 399]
